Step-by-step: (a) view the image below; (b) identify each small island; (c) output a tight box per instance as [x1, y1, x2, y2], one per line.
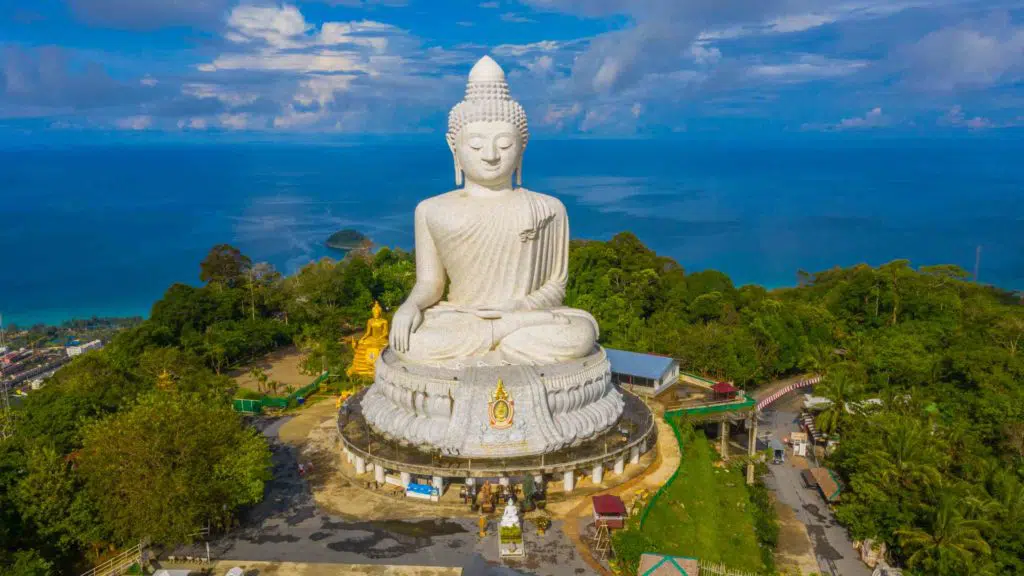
[326, 229, 371, 251]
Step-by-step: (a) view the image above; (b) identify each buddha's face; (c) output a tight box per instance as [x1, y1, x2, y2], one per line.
[456, 121, 521, 187]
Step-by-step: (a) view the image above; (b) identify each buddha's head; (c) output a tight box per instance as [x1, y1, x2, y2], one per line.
[447, 56, 529, 188]
[372, 300, 382, 319]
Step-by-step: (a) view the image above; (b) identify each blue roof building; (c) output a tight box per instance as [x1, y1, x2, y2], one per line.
[605, 348, 679, 397]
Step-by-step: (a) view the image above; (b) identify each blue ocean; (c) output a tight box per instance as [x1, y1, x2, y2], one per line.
[1, 137, 1021, 327]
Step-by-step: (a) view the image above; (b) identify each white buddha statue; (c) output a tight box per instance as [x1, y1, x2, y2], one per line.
[389, 55, 598, 367]
[500, 496, 521, 529]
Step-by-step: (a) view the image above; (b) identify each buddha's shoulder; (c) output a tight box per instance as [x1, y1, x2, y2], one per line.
[519, 189, 566, 213]
[415, 191, 462, 215]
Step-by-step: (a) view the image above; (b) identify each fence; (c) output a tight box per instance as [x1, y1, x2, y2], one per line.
[755, 375, 821, 412]
[698, 559, 761, 576]
[231, 371, 331, 414]
[78, 540, 147, 576]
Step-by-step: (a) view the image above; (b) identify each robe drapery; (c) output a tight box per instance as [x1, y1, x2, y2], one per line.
[398, 189, 598, 365]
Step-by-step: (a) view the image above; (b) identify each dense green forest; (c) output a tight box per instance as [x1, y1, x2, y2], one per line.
[1, 234, 1021, 576]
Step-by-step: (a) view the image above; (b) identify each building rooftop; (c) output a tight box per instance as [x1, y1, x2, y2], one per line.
[711, 381, 737, 394]
[605, 348, 676, 380]
[592, 494, 627, 516]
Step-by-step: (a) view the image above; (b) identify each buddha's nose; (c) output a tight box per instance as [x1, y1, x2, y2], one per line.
[482, 143, 499, 162]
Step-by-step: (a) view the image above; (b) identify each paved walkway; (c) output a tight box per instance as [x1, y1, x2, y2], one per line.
[552, 407, 681, 576]
[171, 399, 591, 576]
[760, 406, 870, 576]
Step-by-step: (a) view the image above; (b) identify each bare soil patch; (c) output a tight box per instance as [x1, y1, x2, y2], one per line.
[231, 346, 315, 393]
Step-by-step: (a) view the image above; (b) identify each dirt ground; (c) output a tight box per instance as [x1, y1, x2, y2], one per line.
[275, 394, 680, 576]
[231, 346, 316, 393]
[163, 559, 462, 575]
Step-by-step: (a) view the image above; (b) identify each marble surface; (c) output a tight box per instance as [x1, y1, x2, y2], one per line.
[387, 55, 598, 367]
[363, 56, 624, 456]
[361, 349, 624, 457]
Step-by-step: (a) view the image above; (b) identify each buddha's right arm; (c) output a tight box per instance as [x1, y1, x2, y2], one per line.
[404, 203, 445, 310]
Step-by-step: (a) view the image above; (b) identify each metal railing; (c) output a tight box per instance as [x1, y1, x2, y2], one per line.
[79, 540, 147, 576]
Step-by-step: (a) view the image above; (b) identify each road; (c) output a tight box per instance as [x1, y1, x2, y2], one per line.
[759, 406, 870, 576]
[171, 415, 591, 576]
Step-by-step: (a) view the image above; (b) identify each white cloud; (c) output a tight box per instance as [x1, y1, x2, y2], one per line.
[938, 105, 1018, 130]
[630, 103, 642, 118]
[201, 5, 403, 74]
[689, 42, 721, 66]
[525, 55, 555, 75]
[479, 1, 500, 8]
[493, 40, 565, 57]
[201, 51, 371, 74]
[500, 13, 534, 23]
[182, 83, 258, 107]
[219, 113, 250, 130]
[541, 102, 581, 128]
[294, 75, 356, 106]
[177, 117, 208, 130]
[748, 54, 869, 82]
[115, 115, 152, 130]
[226, 4, 312, 49]
[903, 24, 1024, 91]
[140, 76, 158, 87]
[803, 107, 889, 130]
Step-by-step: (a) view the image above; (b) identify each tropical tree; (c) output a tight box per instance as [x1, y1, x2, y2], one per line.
[77, 392, 271, 546]
[896, 496, 992, 575]
[199, 244, 252, 289]
[814, 363, 865, 437]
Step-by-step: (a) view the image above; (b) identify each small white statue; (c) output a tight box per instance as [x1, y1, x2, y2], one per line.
[500, 495, 521, 528]
[388, 55, 599, 367]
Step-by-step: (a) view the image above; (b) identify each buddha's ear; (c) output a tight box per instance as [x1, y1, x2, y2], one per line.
[446, 132, 462, 186]
[516, 157, 523, 187]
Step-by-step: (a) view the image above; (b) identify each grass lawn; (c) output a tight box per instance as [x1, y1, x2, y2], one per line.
[637, 424, 765, 573]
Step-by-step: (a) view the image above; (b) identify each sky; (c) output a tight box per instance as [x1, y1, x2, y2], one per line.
[0, 0, 1021, 139]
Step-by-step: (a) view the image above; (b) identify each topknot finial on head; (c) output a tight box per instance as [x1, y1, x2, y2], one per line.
[468, 55, 506, 84]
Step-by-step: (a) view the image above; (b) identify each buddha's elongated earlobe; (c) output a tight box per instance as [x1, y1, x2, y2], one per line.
[516, 157, 523, 186]
[454, 156, 463, 186]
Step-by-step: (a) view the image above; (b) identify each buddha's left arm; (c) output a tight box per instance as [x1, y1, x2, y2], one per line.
[521, 208, 569, 310]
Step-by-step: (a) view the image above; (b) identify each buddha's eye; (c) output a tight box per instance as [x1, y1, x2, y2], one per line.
[468, 136, 484, 150]
[496, 136, 513, 150]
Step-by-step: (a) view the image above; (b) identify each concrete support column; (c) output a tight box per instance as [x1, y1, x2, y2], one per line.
[614, 455, 626, 475]
[355, 456, 366, 475]
[432, 475, 445, 495]
[400, 471, 411, 488]
[746, 415, 758, 485]
[592, 464, 604, 485]
[499, 476, 510, 488]
[375, 464, 385, 485]
[563, 470, 575, 493]
[630, 445, 641, 465]
[719, 420, 730, 460]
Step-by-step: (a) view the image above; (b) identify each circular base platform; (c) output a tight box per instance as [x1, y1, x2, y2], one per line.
[338, 388, 655, 480]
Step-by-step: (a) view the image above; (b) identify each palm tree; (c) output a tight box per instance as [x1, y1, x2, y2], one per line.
[799, 341, 836, 377]
[867, 417, 944, 490]
[815, 364, 863, 437]
[897, 496, 991, 575]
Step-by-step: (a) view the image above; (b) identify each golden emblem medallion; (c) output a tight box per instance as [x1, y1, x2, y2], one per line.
[488, 379, 514, 429]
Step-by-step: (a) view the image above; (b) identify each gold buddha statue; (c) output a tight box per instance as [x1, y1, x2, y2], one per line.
[347, 301, 389, 378]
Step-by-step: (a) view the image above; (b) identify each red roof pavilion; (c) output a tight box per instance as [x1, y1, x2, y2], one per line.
[592, 494, 628, 529]
[711, 381, 738, 394]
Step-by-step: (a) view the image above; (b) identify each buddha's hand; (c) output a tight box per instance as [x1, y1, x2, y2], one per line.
[390, 303, 423, 353]
[471, 299, 526, 318]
